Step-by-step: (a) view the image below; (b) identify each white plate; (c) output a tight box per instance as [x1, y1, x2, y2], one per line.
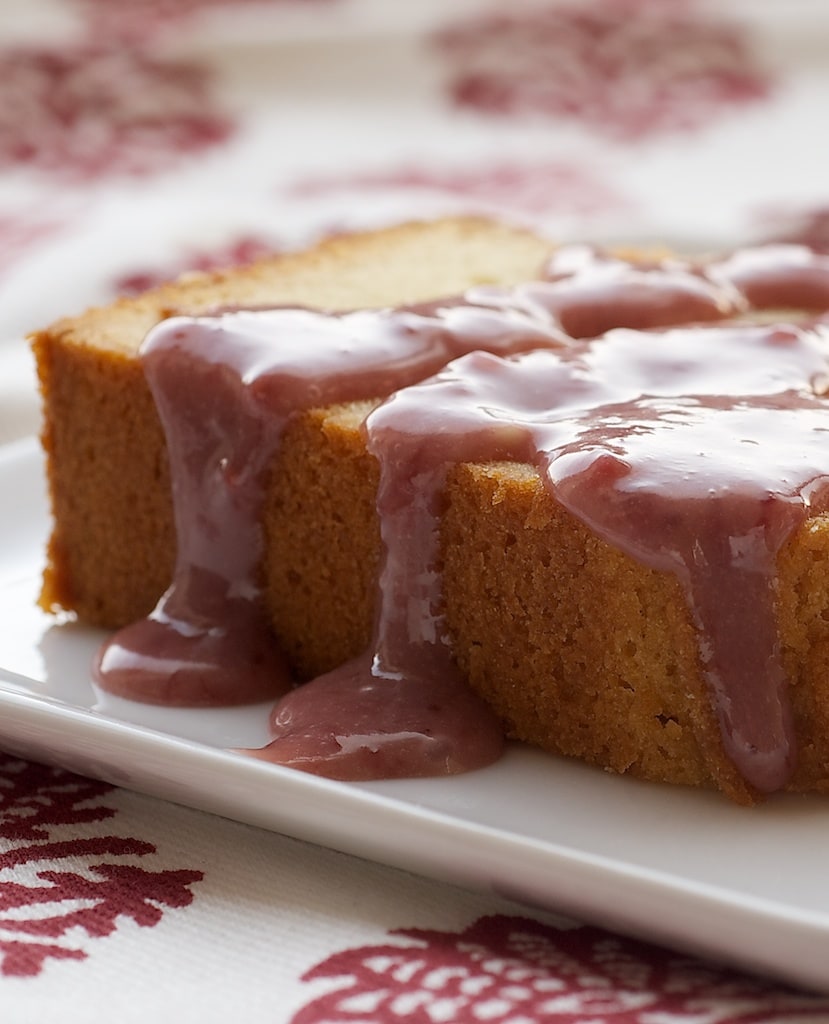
[3, 436, 829, 993]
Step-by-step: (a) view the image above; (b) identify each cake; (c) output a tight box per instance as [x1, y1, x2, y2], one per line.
[32, 218, 552, 631]
[30, 216, 829, 803]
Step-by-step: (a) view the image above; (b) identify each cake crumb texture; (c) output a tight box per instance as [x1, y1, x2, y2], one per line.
[31, 217, 829, 801]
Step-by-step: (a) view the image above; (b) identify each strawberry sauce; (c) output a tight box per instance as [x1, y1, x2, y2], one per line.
[92, 243, 829, 787]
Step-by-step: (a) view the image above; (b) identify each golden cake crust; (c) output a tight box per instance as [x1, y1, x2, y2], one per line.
[30, 217, 829, 802]
[33, 217, 552, 627]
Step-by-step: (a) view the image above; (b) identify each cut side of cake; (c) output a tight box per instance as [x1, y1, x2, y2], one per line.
[30, 217, 829, 802]
[32, 218, 554, 631]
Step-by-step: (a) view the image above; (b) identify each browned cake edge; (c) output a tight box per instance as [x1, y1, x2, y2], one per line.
[31, 217, 553, 626]
[264, 407, 829, 804]
[30, 217, 829, 802]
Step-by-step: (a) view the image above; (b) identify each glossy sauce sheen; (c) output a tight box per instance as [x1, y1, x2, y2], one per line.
[367, 325, 829, 793]
[94, 296, 569, 776]
[92, 244, 829, 788]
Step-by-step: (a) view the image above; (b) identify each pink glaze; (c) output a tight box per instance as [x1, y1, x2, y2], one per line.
[535, 245, 745, 336]
[91, 243, 829, 786]
[93, 296, 566, 721]
[709, 244, 829, 311]
[365, 323, 829, 792]
[247, 650, 503, 780]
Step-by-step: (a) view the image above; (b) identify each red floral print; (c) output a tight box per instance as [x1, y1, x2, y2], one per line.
[0, 756, 202, 977]
[291, 160, 631, 218]
[0, 45, 232, 181]
[293, 914, 829, 1023]
[0, 210, 66, 279]
[434, 0, 772, 140]
[114, 234, 284, 296]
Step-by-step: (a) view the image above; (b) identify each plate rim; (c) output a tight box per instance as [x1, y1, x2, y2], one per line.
[3, 434, 829, 994]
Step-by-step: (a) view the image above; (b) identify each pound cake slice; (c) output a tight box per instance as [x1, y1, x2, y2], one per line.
[33, 218, 553, 630]
[30, 217, 829, 803]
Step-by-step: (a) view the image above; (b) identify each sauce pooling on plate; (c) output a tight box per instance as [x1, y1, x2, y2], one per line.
[92, 243, 829, 788]
[93, 295, 570, 776]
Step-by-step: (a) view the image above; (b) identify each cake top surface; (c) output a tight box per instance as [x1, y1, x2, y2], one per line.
[39, 218, 554, 358]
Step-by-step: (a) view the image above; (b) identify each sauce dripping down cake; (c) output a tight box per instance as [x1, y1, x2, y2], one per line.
[30, 218, 829, 801]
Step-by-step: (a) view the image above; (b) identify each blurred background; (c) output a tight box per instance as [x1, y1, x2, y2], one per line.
[1, 0, 828, 428]
[4, 3, 829, 1011]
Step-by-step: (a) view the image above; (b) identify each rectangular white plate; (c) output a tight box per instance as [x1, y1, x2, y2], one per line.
[3, 436, 829, 993]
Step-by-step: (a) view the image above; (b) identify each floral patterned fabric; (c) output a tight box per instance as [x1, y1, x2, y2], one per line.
[2, 1, 829, 1019]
